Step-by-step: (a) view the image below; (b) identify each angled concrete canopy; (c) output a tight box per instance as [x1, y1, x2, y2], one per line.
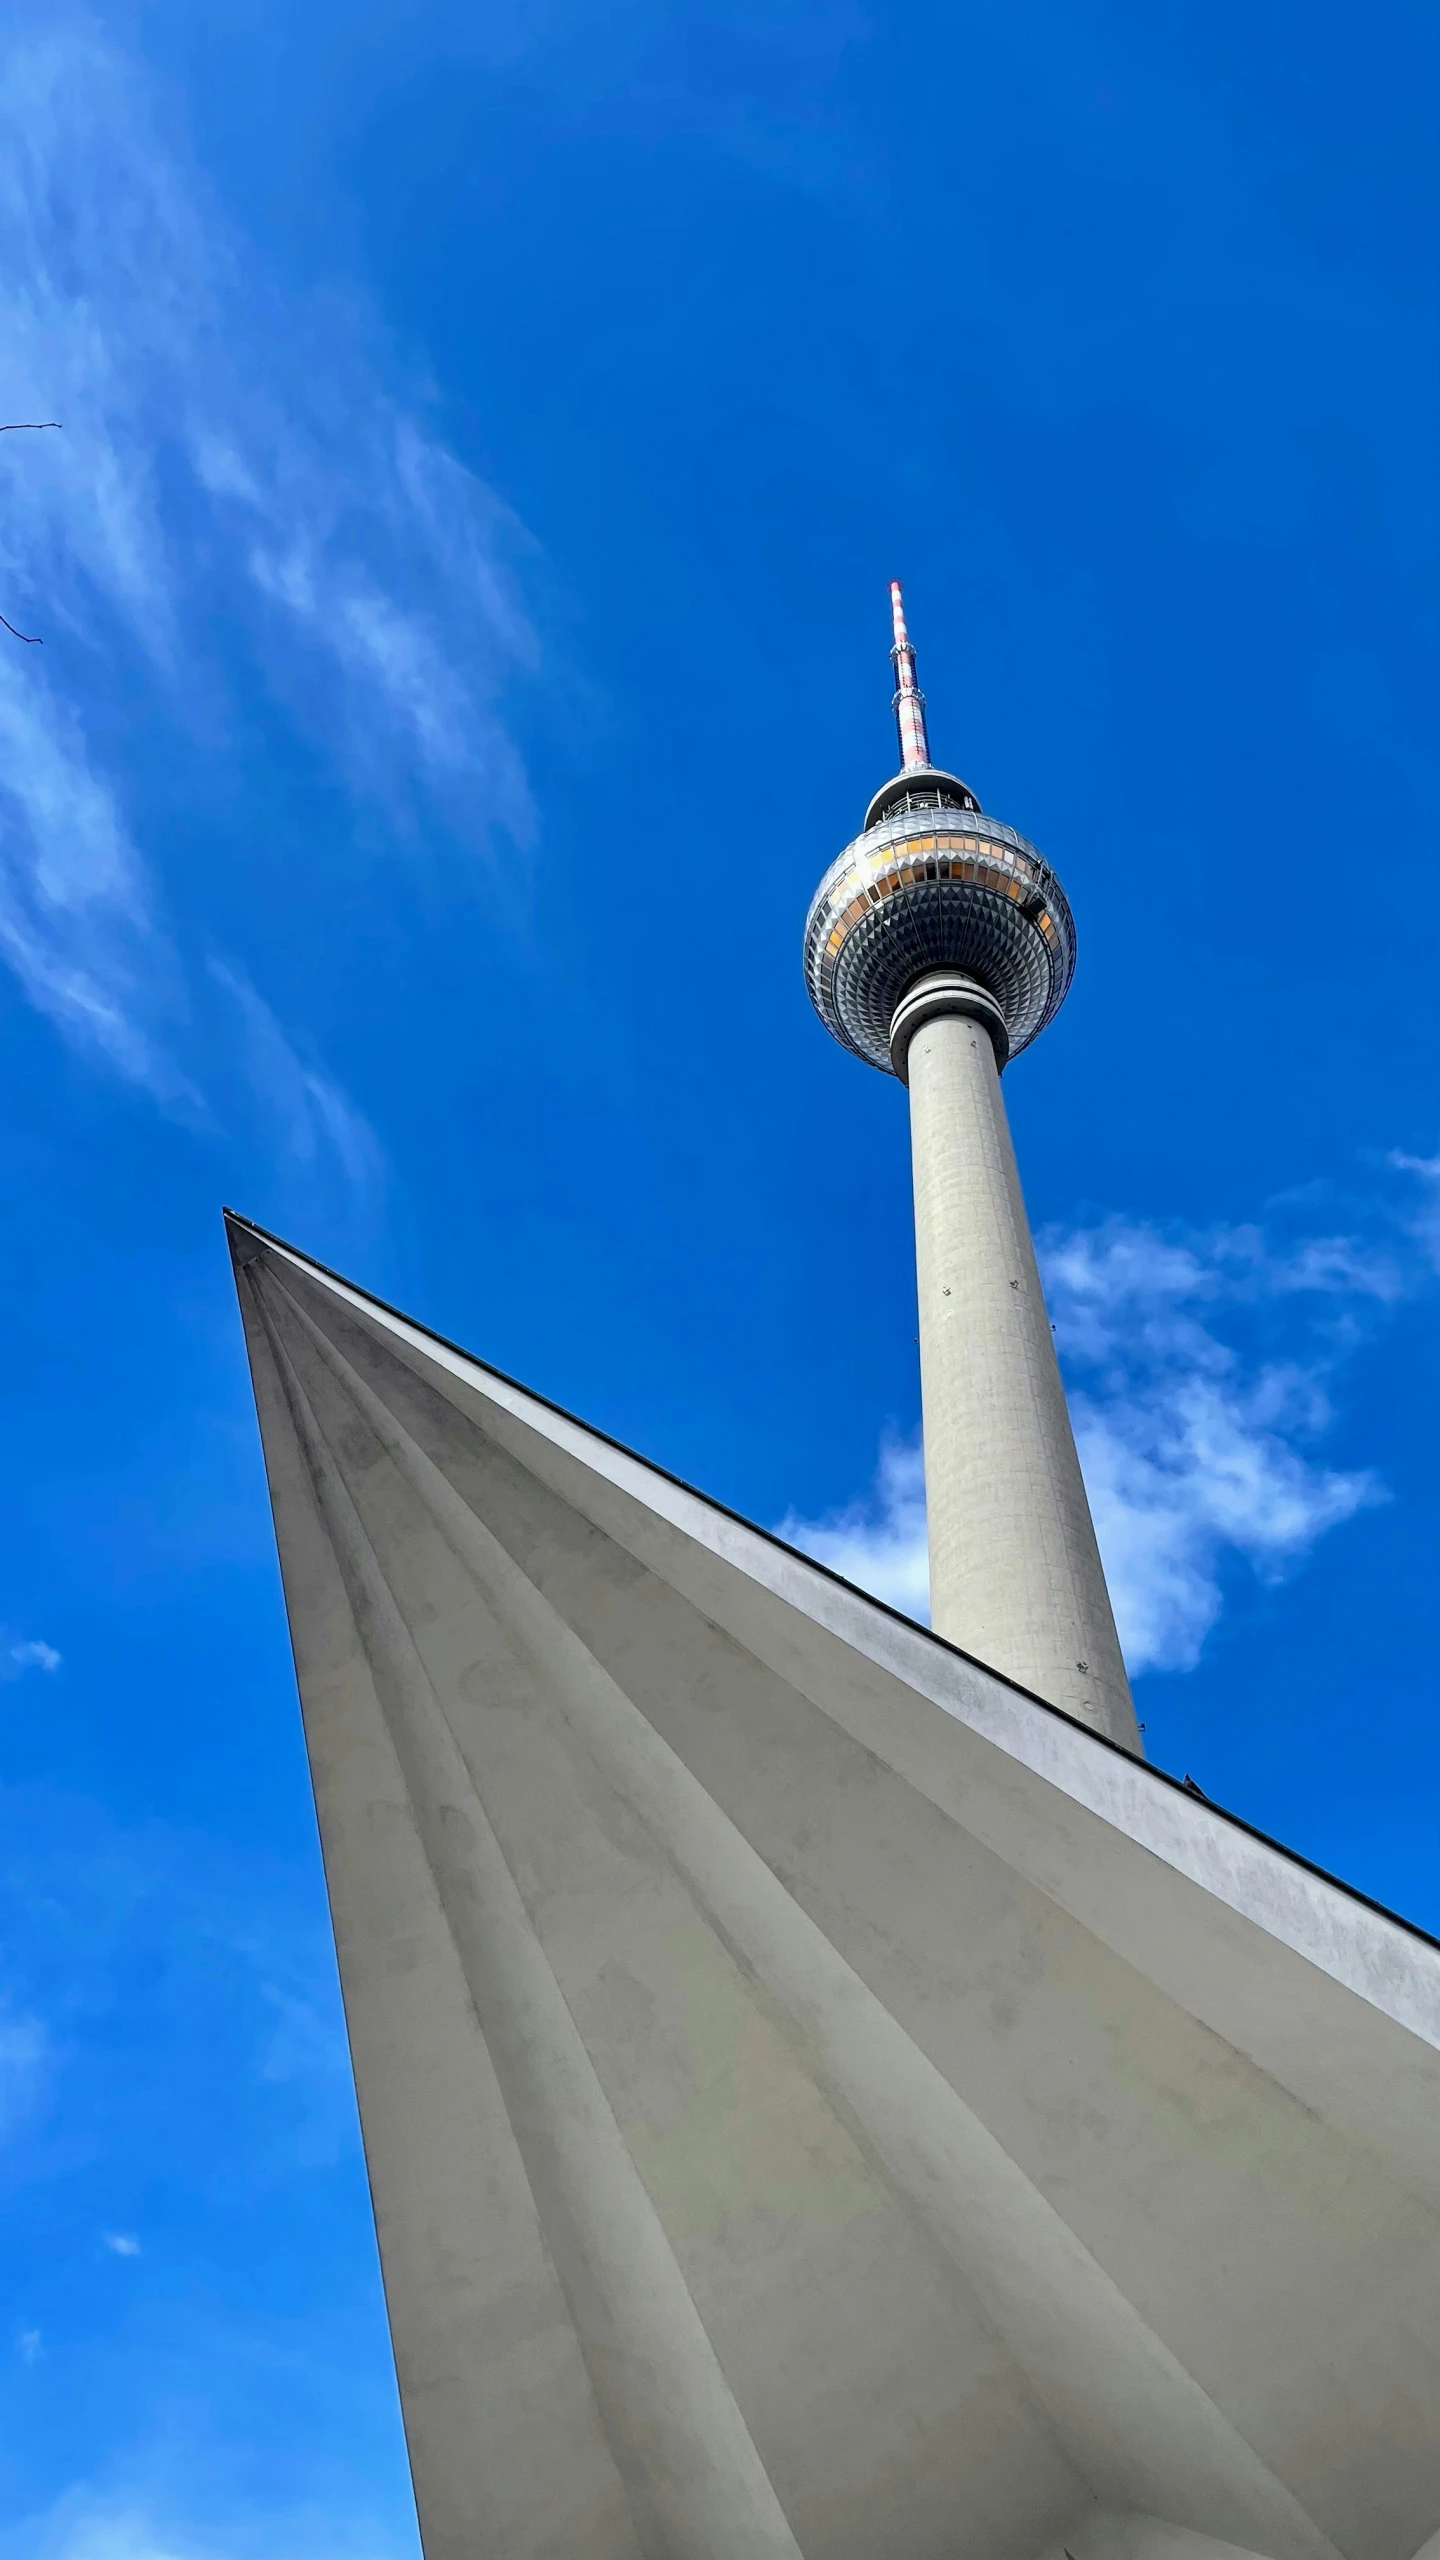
[228, 1212, 1440, 2560]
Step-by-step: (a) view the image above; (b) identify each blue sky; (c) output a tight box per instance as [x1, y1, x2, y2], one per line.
[0, 1, 1436, 2552]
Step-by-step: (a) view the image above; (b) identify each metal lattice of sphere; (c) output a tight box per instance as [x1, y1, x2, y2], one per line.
[803, 773, 1077, 1074]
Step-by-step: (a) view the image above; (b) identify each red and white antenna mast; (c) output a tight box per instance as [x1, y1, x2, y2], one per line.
[889, 579, 931, 770]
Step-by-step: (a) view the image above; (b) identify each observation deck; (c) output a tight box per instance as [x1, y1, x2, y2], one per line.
[803, 587, 1077, 1074]
[803, 778, 1076, 1074]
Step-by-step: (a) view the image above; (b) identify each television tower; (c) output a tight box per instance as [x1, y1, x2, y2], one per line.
[804, 583, 1137, 1750]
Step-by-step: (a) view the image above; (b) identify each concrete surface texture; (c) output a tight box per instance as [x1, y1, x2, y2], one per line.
[228, 1213, 1440, 2560]
[902, 994, 1136, 1749]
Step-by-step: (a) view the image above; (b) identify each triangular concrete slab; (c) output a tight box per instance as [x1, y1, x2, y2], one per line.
[228, 1212, 1440, 2560]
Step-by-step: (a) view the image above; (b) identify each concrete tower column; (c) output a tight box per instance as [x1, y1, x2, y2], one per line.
[894, 974, 1136, 1748]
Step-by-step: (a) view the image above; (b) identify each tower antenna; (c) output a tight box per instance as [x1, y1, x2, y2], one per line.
[889, 578, 931, 770]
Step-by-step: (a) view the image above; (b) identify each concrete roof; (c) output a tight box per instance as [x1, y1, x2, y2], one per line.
[227, 1212, 1440, 2560]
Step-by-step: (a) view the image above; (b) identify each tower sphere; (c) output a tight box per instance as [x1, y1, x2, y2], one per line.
[803, 586, 1076, 1073]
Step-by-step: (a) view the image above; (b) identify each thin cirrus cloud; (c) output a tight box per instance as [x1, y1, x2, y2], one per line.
[9, 2497, 406, 2560]
[3, 1636, 61, 1678]
[0, 14, 536, 1179]
[781, 1174, 1427, 1679]
[1391, 1150, 1440, 1272]
[208, 962, 385, 1219]
[0, 2005, 49, 2143]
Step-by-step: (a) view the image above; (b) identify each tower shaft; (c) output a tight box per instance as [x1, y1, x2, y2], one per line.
[902, 987, 1136, 1746]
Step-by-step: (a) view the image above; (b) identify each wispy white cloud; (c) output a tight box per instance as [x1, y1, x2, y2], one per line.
[18, 2329, 42, 2366]
[6, 2495, 407, 2560]
[1043, 1218, 1383, 1672]
[12, 2510, 203, 2560]
[254, 1978, 354, 2171]
[43, 2525, 181, 2560]
[3, 1637, 61, 1677]
[1390, 1150, 1440, 1273]
[0, 13, 535, 1158]
[210, 963, 384, 1218]
[782, 1166, 1434, 1678]
[0, 2006, 49, 2139]
[101, 2232, 140, 2258]
[777, 1437, 929, 1620]
[0, 676, 193, 1103]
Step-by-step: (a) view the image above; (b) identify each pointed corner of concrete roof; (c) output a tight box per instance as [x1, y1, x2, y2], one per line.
[222, 1205, 266, 1268]
[223, 1201, 999, 1688]
[224, 1208, 1437, 1951]
[226, 1214, 1440, 2558]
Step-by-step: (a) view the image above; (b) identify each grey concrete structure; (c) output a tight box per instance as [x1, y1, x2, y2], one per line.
[804, 585, 1135, 1742]
[900, 978, 1135, 1744]
[230, 1211, 1440, 2560]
